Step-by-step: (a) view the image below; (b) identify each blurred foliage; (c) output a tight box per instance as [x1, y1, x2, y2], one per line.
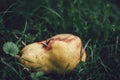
[3, 42, 19, 56]
[0, 0, 120, 80]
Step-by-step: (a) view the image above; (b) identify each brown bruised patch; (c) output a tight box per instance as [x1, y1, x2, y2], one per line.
[36, 36, 77, 50]
[51, 37, 69, 42]
[45, 39, 54, 50]
[64, 38, 76, 42]
[36, 39, 52, 50]
[52, 37, 76, 43]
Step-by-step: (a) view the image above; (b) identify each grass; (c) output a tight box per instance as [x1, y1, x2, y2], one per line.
[0, 0, 120, 80]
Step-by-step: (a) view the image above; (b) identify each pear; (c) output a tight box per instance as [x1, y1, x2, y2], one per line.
[20, 34, 86, 74]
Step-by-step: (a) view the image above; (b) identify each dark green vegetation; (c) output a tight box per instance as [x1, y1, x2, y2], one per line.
[0, 0, 120, 80]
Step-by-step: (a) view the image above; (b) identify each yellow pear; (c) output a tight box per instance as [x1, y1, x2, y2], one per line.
[20, 34, 86, 74]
